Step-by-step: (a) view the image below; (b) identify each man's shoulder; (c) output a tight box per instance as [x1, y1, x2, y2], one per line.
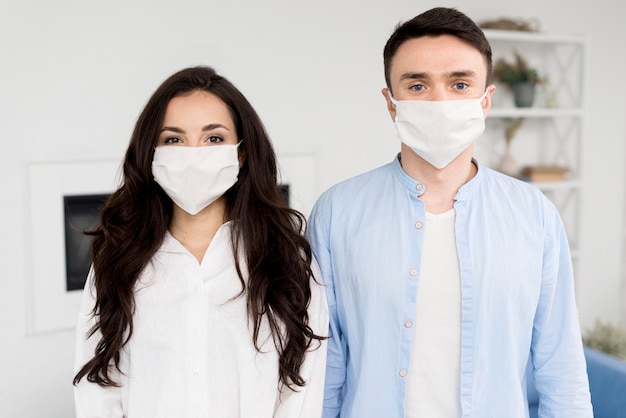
[477, 165, 558, 212]
[310, 161, 396, 218]
[325, 162, 394, 195]
[480, 165, 545, 196]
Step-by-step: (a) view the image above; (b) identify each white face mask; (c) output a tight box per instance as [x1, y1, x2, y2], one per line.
[152, 144, 240, 215]
[389, 90, 488, 169]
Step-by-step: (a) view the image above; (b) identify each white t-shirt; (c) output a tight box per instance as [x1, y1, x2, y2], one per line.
[405, 209, 462, 417]
[74, 222, 328, 418]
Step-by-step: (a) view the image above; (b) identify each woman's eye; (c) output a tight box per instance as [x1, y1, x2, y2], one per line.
[206, 135, 224, 143]
[163, 137, 181, 144]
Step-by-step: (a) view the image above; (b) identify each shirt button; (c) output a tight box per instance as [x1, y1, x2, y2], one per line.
[416, 184, 423, 191]
[399, 369, 407, 377]
[404, 320, 413, 328]
[410, 269, 418, 276]
[415, 221, 423, 229]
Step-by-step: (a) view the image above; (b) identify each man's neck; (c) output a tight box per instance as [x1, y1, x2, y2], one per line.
[399, 145, 477, 214]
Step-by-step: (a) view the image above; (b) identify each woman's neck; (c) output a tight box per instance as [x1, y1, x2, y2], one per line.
[169, 197, 228, 264]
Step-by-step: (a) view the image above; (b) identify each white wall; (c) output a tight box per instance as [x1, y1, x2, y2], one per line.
[1, 0, 624, 416]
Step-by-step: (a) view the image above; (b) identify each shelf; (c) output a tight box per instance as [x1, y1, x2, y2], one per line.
[483, 29, 586, 45]
[527, 179, 581, 191]
[488, 107, 583, 118]
[479, 29, 586, 265]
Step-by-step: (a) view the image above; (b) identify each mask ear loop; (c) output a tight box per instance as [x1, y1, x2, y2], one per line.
[479, 88, 490, 105]
[235, 140, 245, 168]
[387, 91, 399, 106]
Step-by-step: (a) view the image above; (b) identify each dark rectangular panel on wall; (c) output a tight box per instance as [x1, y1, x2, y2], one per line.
[64, 194, 109, 291]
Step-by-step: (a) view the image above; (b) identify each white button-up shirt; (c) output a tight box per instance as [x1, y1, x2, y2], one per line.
[74, 222, 328, 418]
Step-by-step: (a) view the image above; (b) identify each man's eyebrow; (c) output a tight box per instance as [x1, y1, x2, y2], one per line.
[399, 72, 429, 81]
[398, 70, 479, 81]
[448, 70, 478, 78]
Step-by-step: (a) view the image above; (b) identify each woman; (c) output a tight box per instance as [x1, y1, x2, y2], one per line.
[73, 66, 328, 417]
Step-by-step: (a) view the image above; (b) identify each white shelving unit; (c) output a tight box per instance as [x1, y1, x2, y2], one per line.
[478, 29, 588, 275]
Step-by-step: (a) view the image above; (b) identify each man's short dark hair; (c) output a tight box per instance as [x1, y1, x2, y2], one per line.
[383, 7, 493, 92]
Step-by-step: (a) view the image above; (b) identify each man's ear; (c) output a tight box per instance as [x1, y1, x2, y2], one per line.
[482, 84, 496, 117]
[382, 88, 396, 122]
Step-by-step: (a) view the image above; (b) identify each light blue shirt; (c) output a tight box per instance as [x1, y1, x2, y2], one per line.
[306, 156, 592, 418]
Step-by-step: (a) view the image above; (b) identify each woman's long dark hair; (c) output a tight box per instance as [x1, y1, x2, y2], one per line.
[73, 66, 324, 390]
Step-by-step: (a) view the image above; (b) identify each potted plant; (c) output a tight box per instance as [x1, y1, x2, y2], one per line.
[492, 51, 543, 107]
[583, 319, 626, 361]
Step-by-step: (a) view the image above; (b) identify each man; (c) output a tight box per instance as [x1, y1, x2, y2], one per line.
[306, 7, 592, 418]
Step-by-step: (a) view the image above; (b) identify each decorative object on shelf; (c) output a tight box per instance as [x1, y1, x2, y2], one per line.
[510, 83, 536, 107]
[544, 89, 559, 108]
[493, 51, 544, 107]
[520, 165, 568, 182]
[478, 17, 540, 32]
[498, 117, 524, 177]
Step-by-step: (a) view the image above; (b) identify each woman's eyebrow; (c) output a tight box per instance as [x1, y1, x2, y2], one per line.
[159, 123, 231, 133]
[160, 126, 184, 133]
[202, 123, 230, 132]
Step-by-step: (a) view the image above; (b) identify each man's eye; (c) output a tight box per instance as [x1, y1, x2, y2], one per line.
[409, 84, 424, 91]
[454, 82, 469, 90]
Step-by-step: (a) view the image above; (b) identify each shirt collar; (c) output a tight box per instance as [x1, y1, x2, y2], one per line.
[391, 154, 483, 201]
[159, 221, 233, 254]
[391, 154, 426, 196]
[455, 158, 483, 201]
